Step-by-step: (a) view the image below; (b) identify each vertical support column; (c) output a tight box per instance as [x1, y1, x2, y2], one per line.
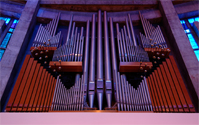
[0, 0, 40, 111]
[159, 0, 199, 100]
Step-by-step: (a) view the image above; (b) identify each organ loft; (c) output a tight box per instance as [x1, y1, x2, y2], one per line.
[0, 0, 199, 124]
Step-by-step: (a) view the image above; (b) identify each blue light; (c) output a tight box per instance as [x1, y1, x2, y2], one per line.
[195, 17, 199, 22]
[187, 34, 198, 49]
[5, 18, 10, 24]
[180, 20, 185, 24]
[13, 19, 18, 23]
[185, 29, 190, 33]
[0, 49, 5, 61]
[0, 17, 6, 20]
[0, 33, 12, 48]
[9, 28, 14, 32]
[194, 50, 199, 61]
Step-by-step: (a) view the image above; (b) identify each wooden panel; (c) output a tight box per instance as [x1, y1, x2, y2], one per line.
[36, 70, 48, 112]
[47, 77, 56, 111]
[32, 68, 46, 111]
[157, 67, 173, 112]
[6, 55, 31, 112]
[23, 63, 41, 111]
[49, 61, 82, 72]
[154, 70, 168, 112]
[39, 73, 50, 111]
[27, 66, 43, 112]
[144, 48, 170, 58]
[169, 56, 195, 112]
[152, 72, 164, 112]
[166, 58, 188, 112]
[17, 60, 37, 111]
[119, 62, 153, 72]
[149, 75, 161, 112]
[30, 47, 56, 59]
[11, 58, 34, 111]
[146, 77, 156, 112]
[163, 62, 183, 112]
[160, 64, 177, 112]
[43, 75, 53, 112]
[49, 79, 57, 111]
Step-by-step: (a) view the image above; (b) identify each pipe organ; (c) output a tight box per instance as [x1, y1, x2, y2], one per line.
[6, 10, 195, 113]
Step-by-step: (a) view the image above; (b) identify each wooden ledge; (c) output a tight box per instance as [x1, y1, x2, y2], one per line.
[144, 48, 170, 58]
[49, 61, 82, 72]
[30, 47, 57, 59]
[119, 62, 153, 72]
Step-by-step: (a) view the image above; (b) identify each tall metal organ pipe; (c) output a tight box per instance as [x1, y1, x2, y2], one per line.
[83, 20, 90, 106]
[97, 10, 104, 110]
[104, 11, 112, 108]
[128, 14, 137, 46]
[110, 17, 120, 110]
[88, 14, 96, 108]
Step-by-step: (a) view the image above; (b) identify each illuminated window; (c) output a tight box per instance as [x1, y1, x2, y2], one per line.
[181, 17, 199, 61]
[0, 17, 18, 61]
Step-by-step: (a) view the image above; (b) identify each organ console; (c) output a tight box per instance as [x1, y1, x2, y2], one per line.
[5, 10, 195, 113]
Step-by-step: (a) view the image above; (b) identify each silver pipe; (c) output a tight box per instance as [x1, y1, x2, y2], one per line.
[50, 17, 56, 36]
[128, 14, 137, 46]
[66, 15, 73, 45]
[144, 77, 153, 111]
[127, 82, 132, 111]
[97, 10, 104, 110]
[34, 24, 42, 46]
[88, 14, 96, 108]
[129, 84, 133, 111]
[80, 36, 84, 61]
[121, 29, 128, 62]
[104, 11, 112, 108]
[116, 23, 122, 62]
[52, 12, 61, 36]
[68, 22, 76, 61]
[114, 70, 120, 111]
[116, 23, 124, 62]
[117, 72, 123, 111]
[121, 75, 126, 111]
[123, 76, 129, 111]
[124, 25, 131, 62]
[71, 27, 78, 61]
[125, 18, 133, 46]
[110, 17, 119, 110]
[75, 33, 80, 62]
[141, 80, 149, 111]
[83, 21, 90, 105]
[51, 76, 59, 111]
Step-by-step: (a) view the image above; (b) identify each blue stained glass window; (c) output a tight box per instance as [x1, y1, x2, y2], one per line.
[185, 29, 190, 33]
[0, 17, 11, 25]
[0, 33, 12, 48]
[5, 18, 10, 24]
[188, 18, 195, 24]
[187, 34, 198, 49]
[180, 20, 185, 24]
[194, 50, 199, 61]
[9, 28, 14, 32]
[195, 17, 199, 22]
[0, 49, 5, 61]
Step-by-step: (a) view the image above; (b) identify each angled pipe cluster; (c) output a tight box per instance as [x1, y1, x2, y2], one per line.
[33, 12, 61, 47]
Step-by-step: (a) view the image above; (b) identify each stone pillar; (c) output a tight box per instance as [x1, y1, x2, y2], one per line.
[159, 0, 199, 99]
[0, 0, 40, 102]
